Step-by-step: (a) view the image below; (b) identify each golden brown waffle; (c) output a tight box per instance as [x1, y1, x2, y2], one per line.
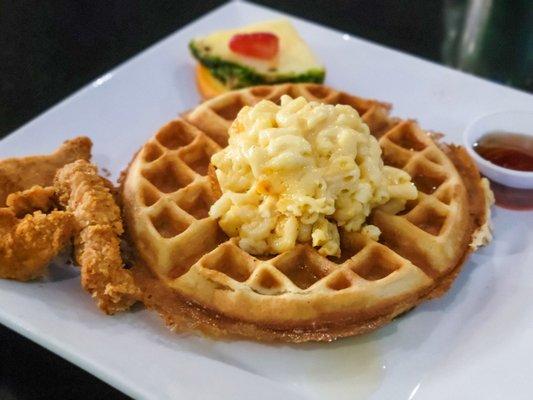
[122, 84, 491, 342]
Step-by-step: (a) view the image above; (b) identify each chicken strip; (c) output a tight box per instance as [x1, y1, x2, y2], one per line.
[0, 136, 92, 205]
[6, 185, 57, 217]
[0, 208, 74, 281]
[54, 160, 139, 314]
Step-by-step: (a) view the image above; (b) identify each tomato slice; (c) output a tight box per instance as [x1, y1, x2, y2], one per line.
[229, 32, 279, 60]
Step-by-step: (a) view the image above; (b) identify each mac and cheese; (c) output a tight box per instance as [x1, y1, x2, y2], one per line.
[209, 95, 417, 257]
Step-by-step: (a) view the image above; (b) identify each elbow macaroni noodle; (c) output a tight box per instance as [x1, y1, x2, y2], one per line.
[209, 96, 418, 257]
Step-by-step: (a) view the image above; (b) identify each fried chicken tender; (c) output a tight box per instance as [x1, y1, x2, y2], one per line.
[55, 160, 139, 314]
[0, 136, 92, 206]
[6, 186, 57, 217]
[0, 208, 74, 281]
[0, 137, 89, 281]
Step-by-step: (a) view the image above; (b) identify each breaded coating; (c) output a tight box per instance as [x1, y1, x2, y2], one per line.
[0, 209, 74, 281]
[0, 136, 92, 206]
[55, 160, 139, 314]
[6, 186, 57, 217]
[75, 225, 139, 312]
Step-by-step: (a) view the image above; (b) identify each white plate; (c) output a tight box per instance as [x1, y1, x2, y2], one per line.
[1, 2, 533, 399]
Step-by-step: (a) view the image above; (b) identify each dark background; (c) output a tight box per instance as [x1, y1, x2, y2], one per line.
[0, 1, 531, 399]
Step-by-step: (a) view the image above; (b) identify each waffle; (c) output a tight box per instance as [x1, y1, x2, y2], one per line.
[122, 84, 491, 342]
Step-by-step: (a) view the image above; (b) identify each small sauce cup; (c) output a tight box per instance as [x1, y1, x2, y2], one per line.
[463, 110, 533, 189]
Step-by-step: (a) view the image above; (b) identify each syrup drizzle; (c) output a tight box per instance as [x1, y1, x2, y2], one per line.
[488, 181, 533, 211]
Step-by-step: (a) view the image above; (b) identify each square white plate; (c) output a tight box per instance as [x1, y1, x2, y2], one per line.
[1, 1, 533, 399]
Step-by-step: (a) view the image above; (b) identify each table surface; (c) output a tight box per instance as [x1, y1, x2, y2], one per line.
[0, 1, 531, 399]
